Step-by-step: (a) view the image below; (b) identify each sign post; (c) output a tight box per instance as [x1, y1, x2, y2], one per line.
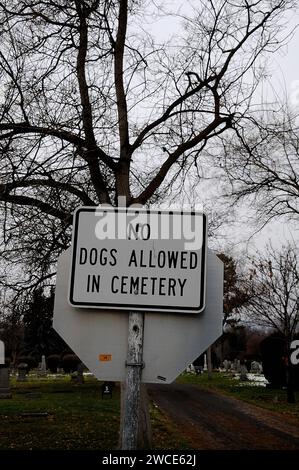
[121, 312, 145, 449]
[53, 206, 221, 449]
[68, 206, 207, 449]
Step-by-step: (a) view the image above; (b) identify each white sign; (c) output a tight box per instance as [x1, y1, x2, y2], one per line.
[69, 207, 207, 314]
[54, 248, 223, 384]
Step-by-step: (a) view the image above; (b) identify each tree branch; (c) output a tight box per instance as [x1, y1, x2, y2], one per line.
[130, 78, 214, 153]
[0, 193, 71, 222]
[73, 1, 113, 203]
[0, 179, 96, 206]
[0, 122, 117, 171]
[133, 117, 228, 204]
[114, 0, 129, 155]
[75, 0, 97, 147]
[114, 0, 131, 199]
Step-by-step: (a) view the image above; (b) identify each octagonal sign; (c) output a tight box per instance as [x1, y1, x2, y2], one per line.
[53, 248, 223, 384]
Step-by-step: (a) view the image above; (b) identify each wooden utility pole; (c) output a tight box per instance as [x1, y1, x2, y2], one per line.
[121, 311, 145, 449]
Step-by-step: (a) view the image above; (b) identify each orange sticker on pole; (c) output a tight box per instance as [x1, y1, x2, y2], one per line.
[99, 354, 112, 362]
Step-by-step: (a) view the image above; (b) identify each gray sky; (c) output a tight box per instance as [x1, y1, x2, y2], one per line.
[227, 9, 299, 256]
[146, 2, 299, 256]
[1, 1, 298, 259]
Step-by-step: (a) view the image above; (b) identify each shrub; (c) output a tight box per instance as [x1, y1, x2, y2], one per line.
[17, 355, 38, 372]
[47, 354, 61, 373]
[62, 354, 80, 373]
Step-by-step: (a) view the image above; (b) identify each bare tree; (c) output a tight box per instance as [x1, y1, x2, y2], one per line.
[0, 0, 296, 285]
[220, 108, 299, 229]
[243, 244, 299, 402]
[0, 0, 297, 446]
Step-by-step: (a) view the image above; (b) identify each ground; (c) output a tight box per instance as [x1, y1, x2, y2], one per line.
[0, 372, 298, 450]
[0, 375, 187, 450]
[148, 382, 299, 450]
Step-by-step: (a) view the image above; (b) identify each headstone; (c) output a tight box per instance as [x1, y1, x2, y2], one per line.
[101, 382, 113, 399]
[0, 366, 12, 399]
[37, 355, 47, 377]
[223, 359, 232, 371]
[41, 355, 47, 372]
[240, 364, 248, 381]
[250, 361, 262, 374]
[232, 358, 241, 373]
[17, 363, 28, 382]
[203, 354, 208, 371]
[186, 363, 195, 374]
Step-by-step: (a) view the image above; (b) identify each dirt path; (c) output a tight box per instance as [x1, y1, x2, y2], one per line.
[148, 383, 299, 450]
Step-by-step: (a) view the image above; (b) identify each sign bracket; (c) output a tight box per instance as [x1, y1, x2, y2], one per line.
[125, 361, 145, 368]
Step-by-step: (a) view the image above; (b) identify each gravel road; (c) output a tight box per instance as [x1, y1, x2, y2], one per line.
[148, 383, 299, 450]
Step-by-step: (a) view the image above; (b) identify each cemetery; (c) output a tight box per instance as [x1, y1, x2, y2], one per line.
[0, 368, 191, 450]
[0, 0, 298, 459]
[0, 350, 298, 450]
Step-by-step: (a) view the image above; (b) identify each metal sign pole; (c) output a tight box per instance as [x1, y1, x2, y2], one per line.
[121, 311, 145, 450]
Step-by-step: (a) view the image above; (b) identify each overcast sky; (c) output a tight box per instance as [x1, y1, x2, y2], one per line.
[1, 2, 298, 259]
[146, 2, 299, 257]
[225, 9, 299, 256]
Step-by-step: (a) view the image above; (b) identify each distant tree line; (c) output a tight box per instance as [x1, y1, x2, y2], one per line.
[0, 287, 80, 371]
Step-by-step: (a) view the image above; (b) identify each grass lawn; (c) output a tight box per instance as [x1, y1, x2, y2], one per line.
[177, 371, 299, 417]
[0, 375, 190, 450]
[2, 372, 297, 450]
